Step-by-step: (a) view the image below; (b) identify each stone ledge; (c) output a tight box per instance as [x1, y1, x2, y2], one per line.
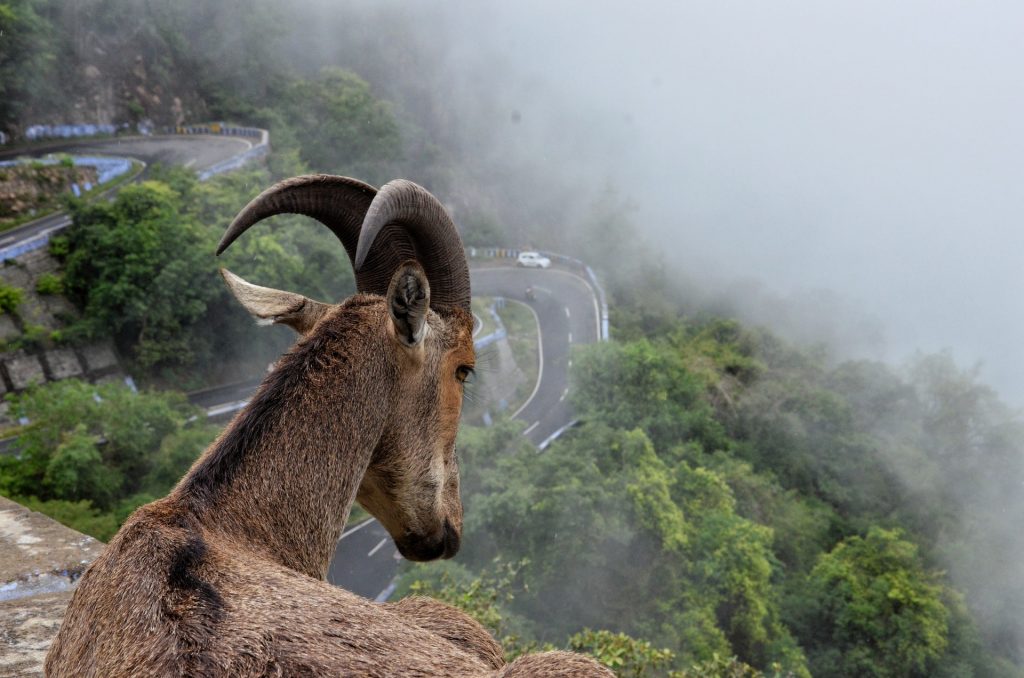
[0, 590, 74, 677]
[0, 496, 104, 677]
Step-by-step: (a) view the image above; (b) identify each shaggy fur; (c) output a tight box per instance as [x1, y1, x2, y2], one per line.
[46, 290, 612, 677]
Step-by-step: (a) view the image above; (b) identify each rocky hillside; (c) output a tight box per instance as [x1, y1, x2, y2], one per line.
[0, 162, 98, 226]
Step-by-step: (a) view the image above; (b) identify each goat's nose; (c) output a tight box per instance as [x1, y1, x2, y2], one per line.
[441, 519, 460, 559]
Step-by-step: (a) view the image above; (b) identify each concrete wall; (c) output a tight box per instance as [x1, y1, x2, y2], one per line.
[0, 497, 104, 677]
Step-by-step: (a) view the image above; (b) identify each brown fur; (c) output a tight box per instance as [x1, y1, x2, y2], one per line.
[46, 291, 612, 676]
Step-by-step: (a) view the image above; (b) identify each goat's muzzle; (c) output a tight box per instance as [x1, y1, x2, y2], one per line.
[396, 519, 460, 562]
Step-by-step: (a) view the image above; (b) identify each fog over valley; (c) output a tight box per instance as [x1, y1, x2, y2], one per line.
[314, 0, 1023, 403]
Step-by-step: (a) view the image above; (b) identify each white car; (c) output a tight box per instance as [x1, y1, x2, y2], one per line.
[516, 251, 551, 269]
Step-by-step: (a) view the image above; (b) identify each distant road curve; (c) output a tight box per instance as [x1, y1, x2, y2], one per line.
[0, 134, 257, 254]
[471, 264, 601, 445]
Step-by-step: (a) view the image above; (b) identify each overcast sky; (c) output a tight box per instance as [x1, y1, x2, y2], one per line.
[423, 1, 1023, 403]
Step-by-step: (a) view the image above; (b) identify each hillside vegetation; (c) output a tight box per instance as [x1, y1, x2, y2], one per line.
[0, 1, 1021, 676]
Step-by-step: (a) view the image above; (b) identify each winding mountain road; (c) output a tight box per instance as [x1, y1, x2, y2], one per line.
[471, 266, 600, 445]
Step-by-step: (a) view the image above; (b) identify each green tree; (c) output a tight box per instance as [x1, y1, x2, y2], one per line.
[802, 527, 950, 677]
[60, 181, 221, 369]
[570, 340, 726, 454]
[0, 0, 56, 129]
[0, 379, 200, 509]
[568, 629, 675, 678]
[279, 67, 402, 183]
[0, 379, 216, 539]
[463, 421, 807, 676]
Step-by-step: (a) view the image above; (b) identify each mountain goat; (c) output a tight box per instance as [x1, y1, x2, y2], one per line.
[46, 175, 611, 677]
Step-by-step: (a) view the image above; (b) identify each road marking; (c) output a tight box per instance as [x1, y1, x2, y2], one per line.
[375, 579, 399, 602]
[340, 518, 375, 540]
[568, 332, 572, 343]
[184, 158, 197, 168]
[538, 418, 580, 452]
[367, 537, 389, 557]
[564, 307, 571, 318]
[523, 420, 541, 435]
[560, 388, 569, 402]
[510, 301, 544, 419]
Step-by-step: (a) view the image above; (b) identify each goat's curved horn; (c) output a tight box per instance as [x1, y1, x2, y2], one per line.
[354, 180, 470, 311]
[215, 174, 377, 263]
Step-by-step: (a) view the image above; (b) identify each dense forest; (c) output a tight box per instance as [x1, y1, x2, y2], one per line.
[0, 1, 1021, 676]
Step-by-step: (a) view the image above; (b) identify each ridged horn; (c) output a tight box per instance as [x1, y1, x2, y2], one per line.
[354, 180, 470, 311]
[215, 174, 377, 267]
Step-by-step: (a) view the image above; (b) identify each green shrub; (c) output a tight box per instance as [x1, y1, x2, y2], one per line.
[0, 283, 24, 314]
[36, 272, 63, 295]
[16, 323, 49, 350]
[48, 235, 69, 258]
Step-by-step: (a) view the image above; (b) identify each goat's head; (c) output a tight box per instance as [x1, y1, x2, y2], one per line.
[216, 175, 473, 562]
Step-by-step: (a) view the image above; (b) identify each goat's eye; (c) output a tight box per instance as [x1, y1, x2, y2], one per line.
[455, 365, 475, 384]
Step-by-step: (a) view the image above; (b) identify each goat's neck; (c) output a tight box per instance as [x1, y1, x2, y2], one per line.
[176, 316, 392, 579]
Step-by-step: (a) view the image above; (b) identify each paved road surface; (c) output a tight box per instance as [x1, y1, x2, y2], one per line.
[471, 266, 600, 445]
[327, 519, 400, 600]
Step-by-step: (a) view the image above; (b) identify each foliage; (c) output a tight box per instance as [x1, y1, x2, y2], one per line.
[59, 181, 221, 369]
[2, 3, 1021, 673]
[0, 379, 217, 539]
[568, 629, 675, 677]
[674, 654, 778, 678]
[14, 496, 121, 542]
[0, 0, 56, 129]
[54, 166, 356, 386]
[458, 416, 808, 675]
[0, 280, 23, 314]
[800, 528, 950, 677]
[277, 67, 402, 184]
[35, 272, 63, 295]
[569, 339, 726, 454]
[400, 559, 544, 661]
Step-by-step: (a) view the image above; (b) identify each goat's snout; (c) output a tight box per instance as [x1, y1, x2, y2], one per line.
[395, 519, 460, 562]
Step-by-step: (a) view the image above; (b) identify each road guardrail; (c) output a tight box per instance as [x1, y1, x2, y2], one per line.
[171, 123, 269, 180]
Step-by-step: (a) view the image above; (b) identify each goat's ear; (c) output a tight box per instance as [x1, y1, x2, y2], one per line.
[220, 268, 330, 335]
[387, 261, 430, 347]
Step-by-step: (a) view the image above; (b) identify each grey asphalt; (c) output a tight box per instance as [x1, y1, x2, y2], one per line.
[471, 265, 600, 444]
[327, 519, 400, 599]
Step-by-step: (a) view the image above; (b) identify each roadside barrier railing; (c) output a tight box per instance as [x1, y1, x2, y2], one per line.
[24, 123, 121, 141]
[473, 300, 508, 351]
[170, 123, 269, 181]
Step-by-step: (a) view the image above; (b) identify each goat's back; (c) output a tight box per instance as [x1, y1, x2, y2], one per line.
[45, 499, 498, 677]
